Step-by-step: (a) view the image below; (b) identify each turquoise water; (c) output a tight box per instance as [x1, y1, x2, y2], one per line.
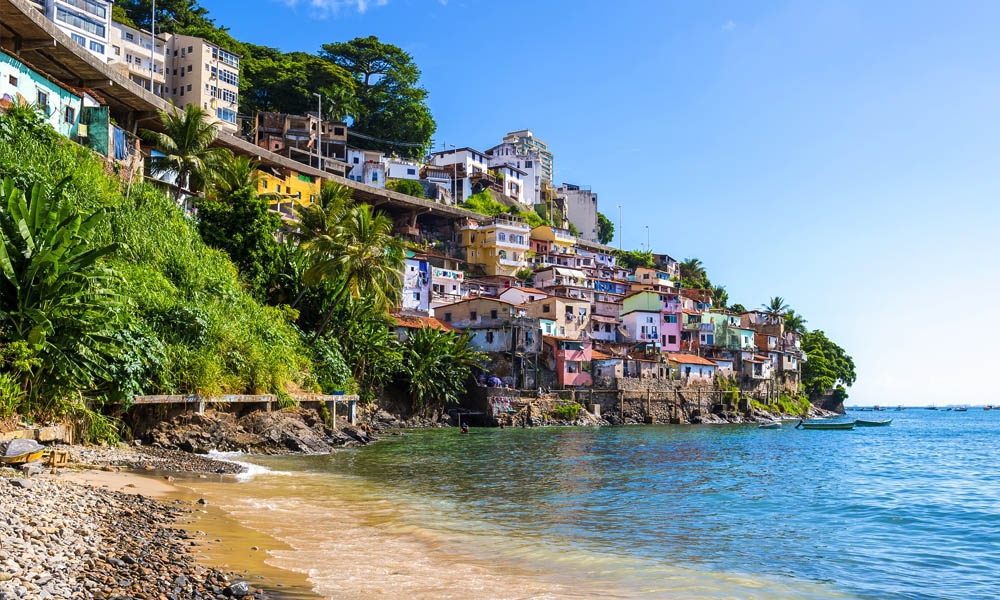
[214, 409, 1000, 599]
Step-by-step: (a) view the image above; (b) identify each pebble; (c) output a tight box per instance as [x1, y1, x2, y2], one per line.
[0, 475, 275, 599]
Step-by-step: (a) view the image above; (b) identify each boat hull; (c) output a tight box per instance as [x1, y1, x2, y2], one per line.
[0, 449, 44, 465]
[798, 422, 855, 430]
[855, 419, 892, 427]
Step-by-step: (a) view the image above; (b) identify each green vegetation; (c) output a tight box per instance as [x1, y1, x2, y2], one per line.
[567, 222, 581, 237]
[762, 296, 790, 322]
[399, 327, 485, 416]
[459, 191, 544, 227]
[679, 257, 710, 289]
[597, 212, 615, 245]
[0, 109, 313, 438]
[117, 3, 434, 154]
[141, 104, 231, 202]
[386, 179, 426, 198]
[777, 393, 811, 415]
[801, 330, 856, 398]
[616, 249, 654, 270]
[552, 403, 581, 421]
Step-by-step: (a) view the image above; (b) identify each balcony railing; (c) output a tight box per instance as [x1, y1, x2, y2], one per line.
[683, 322, 715, 332]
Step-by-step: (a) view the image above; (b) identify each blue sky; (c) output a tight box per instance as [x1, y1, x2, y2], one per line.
[204, 0, 1000, 406]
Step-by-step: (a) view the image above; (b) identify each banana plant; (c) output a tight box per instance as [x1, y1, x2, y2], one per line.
[0, 177, 120, 412]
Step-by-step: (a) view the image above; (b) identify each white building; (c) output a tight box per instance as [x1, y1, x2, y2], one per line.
[490, 163, 526, 206]
[557, 183, 599, 243]
[108, 21, 168, 97]
[621, 308, 661, 348]
[345, 148, 386, 187]
[502, 129, 553, 185]
[429, 147, 491, 204]
[33, 0, 112, 61]
[430, 265, 464, 312]
[498, 286, 549, 306]
[402, 256, 431, 314]
[386, 158, 421, 180]
[486, 141, 543, 206]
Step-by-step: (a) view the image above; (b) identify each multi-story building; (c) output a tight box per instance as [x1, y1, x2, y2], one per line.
[33, 0, 112, 61]
[525, 296, 590, 340]
[556, 183, 599, 243]
[345, 147, 386, 187]
[255, 111, 348, 173]
[164, 34, 240, 132]
[502, 129, 553, 185]
[429, 147, 491, 204]
[436, 297, 539, 354]
[401, 254, 431, 314]
[256, 165, 321, 215]
[485, 141, 543, 206]
[107, 21, 168, 97]
[459, 215, 531, 277]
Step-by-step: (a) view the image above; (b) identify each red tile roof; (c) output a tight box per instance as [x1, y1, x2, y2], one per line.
[392, 314, 454, 331]
[668, 353, 717, 366]
[591, 350, 621, 360]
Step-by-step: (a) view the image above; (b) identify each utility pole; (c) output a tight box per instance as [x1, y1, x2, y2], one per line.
[149, 0, 156, 94]
[617, 204, 622, 251]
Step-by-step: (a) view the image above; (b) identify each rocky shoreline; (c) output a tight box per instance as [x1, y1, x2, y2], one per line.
[0, 469, 280, 600]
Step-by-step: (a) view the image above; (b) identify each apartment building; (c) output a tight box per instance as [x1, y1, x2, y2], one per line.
[164, 34, 240, 132]
[502, 129, 553, 185]
[32, 0, 112, 61]
[108, 21, 168, 97]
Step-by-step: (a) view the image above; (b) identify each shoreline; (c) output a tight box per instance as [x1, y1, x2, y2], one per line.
[0, 447, 321, 600]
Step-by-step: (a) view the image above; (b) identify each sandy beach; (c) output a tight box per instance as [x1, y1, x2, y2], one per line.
[0, 446, 319, 600]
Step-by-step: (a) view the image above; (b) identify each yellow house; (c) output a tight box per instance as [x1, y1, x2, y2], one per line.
[459, 215, 531, 277]
[256, 167, 321, 207]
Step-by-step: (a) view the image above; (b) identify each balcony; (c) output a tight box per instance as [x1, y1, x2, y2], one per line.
[683, 322, 715, 332]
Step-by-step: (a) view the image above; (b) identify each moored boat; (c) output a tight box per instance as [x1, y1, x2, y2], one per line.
[954, 406, 968, 412]
[758, 422, 782, 429]
[795, 420, 855, 430]
[855, 418, 892, 427]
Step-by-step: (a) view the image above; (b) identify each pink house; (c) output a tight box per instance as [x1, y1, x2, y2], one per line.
[543, 337, 593, 387]
[661, 311, 682, 352]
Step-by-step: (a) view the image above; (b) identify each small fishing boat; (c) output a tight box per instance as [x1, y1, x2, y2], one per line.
[1, 439, 45, 465]
[855, 418, 892, 427]
[795, 420, 855, 430]
[954, 406, 968, 412]
[758, 422, 782, 429]
[985, 405, 993, 411]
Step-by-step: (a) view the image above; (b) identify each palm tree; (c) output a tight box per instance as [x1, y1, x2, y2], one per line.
[711, 285, 729, 309]
[304, 204, 404, 338]
[763, 296, 790, 324]
[784, 309, 808, 334]
[402, 327, 485, 416]
[679, 258, 706, 287]
[209, 155, 261, 198]
[141, 103, 232, 204]
[291, 181, 354, 242]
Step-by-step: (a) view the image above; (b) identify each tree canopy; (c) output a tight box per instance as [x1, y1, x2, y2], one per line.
[320, 36, 435, 157]
[597, 212, 615, 245]
[801, 330, 856, 397]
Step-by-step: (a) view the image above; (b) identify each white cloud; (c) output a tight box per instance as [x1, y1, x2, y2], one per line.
[282, 0, 389, 17]
[721, 20, 736, 32]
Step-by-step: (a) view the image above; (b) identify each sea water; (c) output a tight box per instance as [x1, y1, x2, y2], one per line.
[186, 409, 1000, 599]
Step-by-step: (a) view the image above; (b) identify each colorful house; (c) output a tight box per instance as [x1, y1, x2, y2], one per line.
[525, 296, 590, 340]
[459, 215, 531, 277]
[0, 49, 82, 139]
[257, 166, 321, 208]
[498, 286, 550, 305]
[435, 297, 539, 354]
[669, 354, 717, 384]
[543, 337, 593, 387]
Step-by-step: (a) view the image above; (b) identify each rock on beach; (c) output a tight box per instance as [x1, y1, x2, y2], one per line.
[0, 474, 274, 600]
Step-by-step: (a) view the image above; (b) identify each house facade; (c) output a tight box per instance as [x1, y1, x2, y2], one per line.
[525, 296, 590, 340]
[543, 337, 592, 387]
[459, 215, 531, 277]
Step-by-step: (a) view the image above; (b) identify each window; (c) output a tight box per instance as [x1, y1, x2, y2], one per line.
[179, 87, 184, 96]
[64, 105, 75, 123]
[525, 160, 533, 168]
[187, 65, 193, 73]
[407, 168, 416, 175]
[443, 313, 452, 323]
[261, 181, 268, 190]
[181, 47, 185, 57]
[89, 40, 104, 54]
[353, 157, 360, 164]
[188, 46, 193, 53]
[71, 33, 86, 47]
[668, 335, 677, 344]
[8, 75, 16, 86]
[490, 310, 498, 319]
[219, 69, 239, 86]
[485, 331, 495, 343]
[218, 49, 239, 68]
[64, 0, 106, 19]
[470, 311, 478, 321]
[36, 90, 48, 111]
[412, 292, 420, 301]
[497, 232, 506, 242]
[112, 45, 120, 56]
[186, 84, 192, 92]
[542, 304, 551, 313]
